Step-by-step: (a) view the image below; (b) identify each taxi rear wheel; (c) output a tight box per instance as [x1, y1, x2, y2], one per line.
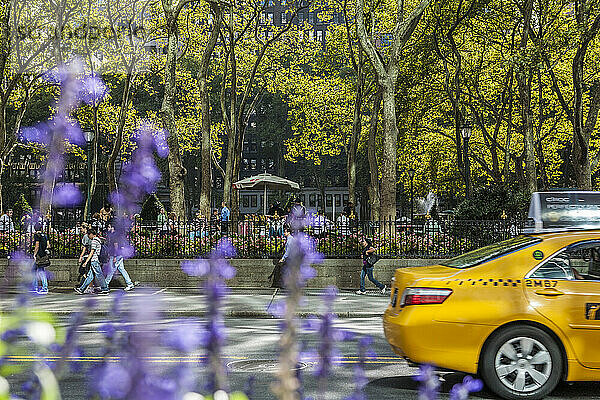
[480, 326, 562, 400]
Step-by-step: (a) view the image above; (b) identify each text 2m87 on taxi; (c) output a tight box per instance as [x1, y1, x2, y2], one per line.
[383, 191, 600, 400]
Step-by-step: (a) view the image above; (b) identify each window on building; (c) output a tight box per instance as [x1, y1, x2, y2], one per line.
[242, 195, 250, 208]
[260, 158, 266, 170]
[326, 194, 333, 207]
[309, 30, 314, 40]
[243, 141, 249, 152]
[308, 13, 314, 23]
[317, 194, 322, 208]
[316, 30, 323, 41]
[309, 194, 316, 207]
[267, 12, 274, 24]
[267, 159, 275, 169]
[343, 194, 349, 205]
[335, 194, 341, 207]
[298, 12, 304, 22]
[250, 142, 258, 152]
[250, 159, 257, 170]
[299, 194, 306, 204]
[281, 12, 287, 24]
[243, 158, 249, 171]
[250, 195, 258, 208]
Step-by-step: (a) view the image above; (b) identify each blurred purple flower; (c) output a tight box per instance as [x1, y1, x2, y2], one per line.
[53, 184, 83, 207]
[164, 320, 204, 353]
[95, 364, 132, 399]
[449, 375, 483, 400]
[214, 238, 236, 259]
[80, 75, 108, 106]
[21, 124, 50, 145]
[154, 130, 169, 158]
[181, 260, 210, 277]
[414, 364, 440, 400]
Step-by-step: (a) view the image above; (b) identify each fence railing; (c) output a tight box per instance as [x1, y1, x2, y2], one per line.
[0, 217, 525, 259]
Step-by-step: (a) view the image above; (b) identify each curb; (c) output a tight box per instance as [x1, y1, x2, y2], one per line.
[47, 310, 385, 319]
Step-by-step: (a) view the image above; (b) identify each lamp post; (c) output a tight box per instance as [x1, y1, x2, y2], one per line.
[84, 131, 94, 220]
[408, 168, 415, 221]
[461, 121, 472, 199]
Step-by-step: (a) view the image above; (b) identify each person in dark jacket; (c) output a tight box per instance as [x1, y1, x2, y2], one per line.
[356, 238, 386, 295]
[31, 223, 50, 294]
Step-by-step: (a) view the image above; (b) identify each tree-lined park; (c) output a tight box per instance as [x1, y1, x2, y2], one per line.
[1, 0, 599, 219]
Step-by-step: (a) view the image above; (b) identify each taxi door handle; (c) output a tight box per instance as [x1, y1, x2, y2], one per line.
[535, 288, 564, 297]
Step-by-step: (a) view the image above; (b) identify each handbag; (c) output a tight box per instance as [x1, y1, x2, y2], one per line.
[35, 253, 50, 267]
[365, 253, 380, 267]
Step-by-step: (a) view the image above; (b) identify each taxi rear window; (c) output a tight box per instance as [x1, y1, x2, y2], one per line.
[442, 235, 542, 269]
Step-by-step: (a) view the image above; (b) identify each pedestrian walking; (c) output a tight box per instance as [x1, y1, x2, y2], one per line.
[221, 202, 230, 234]
[31, 223, 50, 294]
[157, 208, 167, 233]
[104, 227, 136, 291]
[77, 223, 92, 288]
[74, 228, 109, 295]
[0, 209, 14, 232]
[356, 238, 386, 295]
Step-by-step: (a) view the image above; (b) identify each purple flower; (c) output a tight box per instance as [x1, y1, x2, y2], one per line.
[214, 238, 237, 259]
[181, 260, 210, 277]
[21, 124, 50, 145]
[95, 364, 132, 399]
[449, 375, 483, 400]
[153, 130, 169, 158]
[80, 75, 108, 106]
[164, 320, 204, 352]
[53, 184, 83, 207]
[414, 364, 440, 400]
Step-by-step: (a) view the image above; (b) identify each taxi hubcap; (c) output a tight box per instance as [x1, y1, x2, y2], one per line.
[494, 336, 552, 393]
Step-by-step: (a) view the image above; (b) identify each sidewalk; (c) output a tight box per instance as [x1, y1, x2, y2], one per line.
[0, 288, 391, 319]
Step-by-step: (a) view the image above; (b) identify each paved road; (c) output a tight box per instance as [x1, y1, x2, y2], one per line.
[2, 290, 600, 399]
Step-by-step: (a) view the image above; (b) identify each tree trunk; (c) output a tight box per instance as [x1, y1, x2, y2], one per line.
[380, 82, 398, 220]
[160, 14, 186, 217]
[517, 0, 536, 194]
[348, 62, 364, 206]
[84, 105, 100, 217]
[572, 0, 600, 189]
[368, 88, 382, 221]
[199, 4, 223, 218]
[107, 71, 133, 194]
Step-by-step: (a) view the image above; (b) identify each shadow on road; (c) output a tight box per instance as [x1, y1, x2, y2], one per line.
[367, 372, 600, 399]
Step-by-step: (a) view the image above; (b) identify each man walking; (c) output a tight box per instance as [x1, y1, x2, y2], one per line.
[105, 227, 136, 291]
[356, 238, 386, 295]
[0, 209, 14, 233]
[221, 202, 230, 234]
[74, 228, 109, 295]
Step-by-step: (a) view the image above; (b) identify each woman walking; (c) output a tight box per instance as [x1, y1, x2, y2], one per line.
[32, 223, 50, 295]
[356, 238, 386, 295]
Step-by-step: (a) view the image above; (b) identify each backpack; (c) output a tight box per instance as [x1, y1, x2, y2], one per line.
[94, 238, 110, 264]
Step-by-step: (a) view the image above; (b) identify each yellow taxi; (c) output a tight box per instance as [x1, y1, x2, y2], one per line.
[384, 192, 600, 400]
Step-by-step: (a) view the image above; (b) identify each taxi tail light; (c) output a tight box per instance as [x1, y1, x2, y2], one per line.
[401, 288, 452, 306]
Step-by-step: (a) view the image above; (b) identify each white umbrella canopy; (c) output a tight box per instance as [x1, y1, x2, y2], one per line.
[233, 173, 300, 214]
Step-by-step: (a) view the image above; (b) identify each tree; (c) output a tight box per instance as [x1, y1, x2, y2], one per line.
[197, 2, 224, 218]
[356, 0, 431, 219]
[159, 0, 193, 218]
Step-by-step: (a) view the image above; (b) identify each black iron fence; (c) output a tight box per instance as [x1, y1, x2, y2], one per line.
[0, 217, 525, 259]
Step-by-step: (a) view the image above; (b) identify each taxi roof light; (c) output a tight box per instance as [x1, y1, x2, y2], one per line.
[401, 288, 452, 307]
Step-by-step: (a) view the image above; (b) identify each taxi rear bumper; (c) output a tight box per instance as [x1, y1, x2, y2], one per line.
[383, 306, 494, 375]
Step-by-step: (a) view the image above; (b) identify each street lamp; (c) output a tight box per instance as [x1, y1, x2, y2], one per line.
[408, 168, 416, 221]
[84, 131, 94, 220]
[461, 121, 472, 199]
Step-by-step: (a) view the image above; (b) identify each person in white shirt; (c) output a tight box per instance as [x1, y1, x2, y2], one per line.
[0, 209, 14, 233]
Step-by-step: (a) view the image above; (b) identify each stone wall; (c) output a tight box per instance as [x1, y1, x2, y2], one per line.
[1, 258, 447, 289]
